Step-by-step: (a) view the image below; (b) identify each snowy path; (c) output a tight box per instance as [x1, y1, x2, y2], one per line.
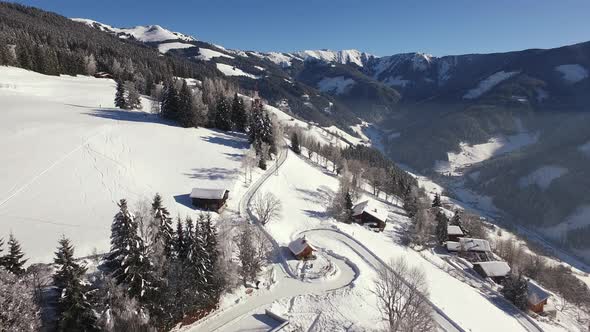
[300, 228, 465, 332]
[184, 145, 358, 331]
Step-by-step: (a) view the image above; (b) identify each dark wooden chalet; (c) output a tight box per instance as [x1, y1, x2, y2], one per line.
[447, 225, 464, 242]
[527, 280, 551, 314]
[352, 200, 388, 232]
[93, 72, 114, 79]
[288, 236, 315, 260]
[190, 188, 229, 212]
[472, 261, 511, 283]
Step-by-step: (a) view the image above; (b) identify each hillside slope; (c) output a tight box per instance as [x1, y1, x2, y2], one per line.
[0, 66, 248, 262]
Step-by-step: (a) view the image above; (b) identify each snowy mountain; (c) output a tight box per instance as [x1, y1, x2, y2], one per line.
[71, 18, 196, 42]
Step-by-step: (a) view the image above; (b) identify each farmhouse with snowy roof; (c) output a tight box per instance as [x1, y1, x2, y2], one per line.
[288, 236, 315, 260]
[447, 225, 464, 242]
[527, 280, 552, 314]
[352, 200, 388, 231]
[447, 237, 494, 261]
[472, 261, 511, 283]
[190, 188, 229, 212]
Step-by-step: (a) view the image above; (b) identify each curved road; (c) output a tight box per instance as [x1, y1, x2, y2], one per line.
[187, 144, 464, 332]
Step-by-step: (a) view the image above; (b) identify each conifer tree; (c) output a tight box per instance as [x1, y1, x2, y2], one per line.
[214, 96, 233, 131]
[53, 237, 98, 332]
[151, 194, 174, 259]
[501, 274, 529, 310]
[114, 80, 127, 109]
[432, 193, 442, 208]
[344, 191, 355, 224]
[231, 93, 247, 132]
[161, 81, 180, 121]
[291, 132, 301, 154]
[2, 233, 27, 275]
[435, 212, 449, 244]
[175, 217, 187, 261]
[178, 81, 197, 128]
[106, 199, 151, 299]
[450, 210, 462, 226]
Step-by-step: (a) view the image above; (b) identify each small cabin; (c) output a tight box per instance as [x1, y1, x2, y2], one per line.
[288, 236, 315, 260]
[447, 237, 493, 262]
[447, 225, 464, 242]
[527, 280, 551, 314]
[94, 72, 114, 79]
[472, 261, 511, 283]
[352, 200, 388, 232]
[190, 188, 229, 212]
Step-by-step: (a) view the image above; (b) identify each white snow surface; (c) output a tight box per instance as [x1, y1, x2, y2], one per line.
[157, 42, 195, 54]
[0, 66, 248, 262]
[463, 71, 520, 99]
[72, 18, 196, 42]
[317, 76, 356, 95]
[215, 63, 259, 79]
[291, 49, 372, 67]
[519, 165, 568, 190]
[555, 64, 589, 84]
[195, 48, 234, 61]
[434, 132, 538, 176]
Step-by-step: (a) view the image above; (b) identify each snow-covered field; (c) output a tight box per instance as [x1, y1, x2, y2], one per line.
[196, 48, 235, 61]
[216, 63, 259, 79]
[0, 66, 248, 263]
[317, 76, 356, 95]
[158, 42, 196, 54]
[555, 64, 589, 84]
[463, 71, 520, 99]
[435, 132, 538, 176]
[518, 165, 568, 190]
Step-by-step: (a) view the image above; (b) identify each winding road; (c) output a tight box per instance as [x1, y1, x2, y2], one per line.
[186, 144, 465, 332]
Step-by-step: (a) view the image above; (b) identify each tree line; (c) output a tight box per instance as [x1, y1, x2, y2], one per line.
[0, 193, 277, 331]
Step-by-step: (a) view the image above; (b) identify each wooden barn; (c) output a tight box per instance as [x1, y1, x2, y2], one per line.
[447, 237, 493, 261]
[352, 200, 388, 232]
[190, 188, 229, 212]
[288, 236, 315, 260]
[527, 280, 551, 314]
[472, 261, 511, 283]
[447, 225, 464, 242]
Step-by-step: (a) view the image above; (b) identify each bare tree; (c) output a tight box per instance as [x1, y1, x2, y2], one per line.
[374, 258, 435, 332]
[84, 54, 97, 75]
[0, 268, 41, 331]
[252, 192, 282, 225]
[242, 147, 257, 184]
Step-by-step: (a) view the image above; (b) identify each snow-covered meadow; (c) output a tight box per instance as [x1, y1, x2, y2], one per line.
[0, 67, 249, 263]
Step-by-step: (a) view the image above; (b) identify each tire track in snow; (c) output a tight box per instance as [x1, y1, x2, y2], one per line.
[0, 129, 106, 210]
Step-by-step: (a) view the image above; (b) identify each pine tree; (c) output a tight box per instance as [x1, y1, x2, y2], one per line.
[178, 81, 197, 128]
[231, 93, 247, 132]
[161, 81, 180, 121]
[114, 80, 127, 109]
[202, 214, 220, 301]
[2, 233, 27, 275]
[175, 217, 187, 261]
[106, 199, 151, 299]
[450, 210, 462, 226]
[344, 191, 354, 224]
[53, 237, 98, 332]
[291, 132, 301, 154]
[435, 212, 449, 244]
[151, 194, 174, 259]
[53, 236, 85, 290]
[214, 96, 233, 131]
[432, 193, 442, 208]
[501, 274, 529, 310]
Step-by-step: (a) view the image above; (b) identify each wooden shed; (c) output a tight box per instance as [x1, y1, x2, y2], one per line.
[288, 236, 315, 260]
[94, 72, 114, 79]
[352, 200, 388, 232]
[527, 280, 551, 314]
[190, 188, 229, 212]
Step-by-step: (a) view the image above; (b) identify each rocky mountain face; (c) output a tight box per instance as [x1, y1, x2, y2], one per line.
[73, 18, 590, 252]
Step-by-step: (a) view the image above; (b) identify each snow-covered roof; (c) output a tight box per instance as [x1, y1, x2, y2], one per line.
[527, 280, 551, 305]
[446, 238, 491, 252]
[288, 236, 314, 255]
[447, 225, 464, 236]
[474, 261, 511, 277]
[352, 200, 388, 222]
[190, 188, 228, 200]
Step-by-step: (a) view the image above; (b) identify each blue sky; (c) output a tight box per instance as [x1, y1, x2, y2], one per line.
[12, 0, 590, 56]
